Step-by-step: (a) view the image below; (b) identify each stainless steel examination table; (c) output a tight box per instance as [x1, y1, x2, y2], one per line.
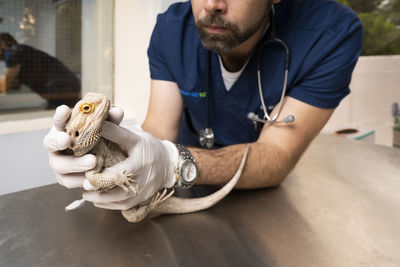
[1, 134, 400, 266]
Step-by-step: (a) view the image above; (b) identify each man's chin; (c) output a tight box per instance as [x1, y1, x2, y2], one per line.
[202, 44, 228, 52]
[200, 38, 238, 52]
[198, 28, 242, 52]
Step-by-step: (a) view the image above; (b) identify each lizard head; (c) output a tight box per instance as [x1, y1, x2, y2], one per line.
[65, 92, 110, 156]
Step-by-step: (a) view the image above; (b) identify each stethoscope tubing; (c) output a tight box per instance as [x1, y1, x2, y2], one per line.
[256, 37, 290, 123]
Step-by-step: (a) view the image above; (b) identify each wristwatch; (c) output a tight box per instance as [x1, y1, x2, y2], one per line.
[174, 144, 198, 189]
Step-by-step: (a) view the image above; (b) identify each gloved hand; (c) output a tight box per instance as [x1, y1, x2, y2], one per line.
[81, 121, 178, 210]
[43, 105, 124, 188]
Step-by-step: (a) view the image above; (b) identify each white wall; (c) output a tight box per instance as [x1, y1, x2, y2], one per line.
[113, 0, 179, 124]
[323, 56, 400, 146]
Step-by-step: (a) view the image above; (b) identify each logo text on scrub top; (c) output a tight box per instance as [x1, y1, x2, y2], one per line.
[180, 89, 207, 98]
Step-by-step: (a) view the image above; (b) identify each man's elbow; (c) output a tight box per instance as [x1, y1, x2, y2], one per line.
[259, 148, 296, 188]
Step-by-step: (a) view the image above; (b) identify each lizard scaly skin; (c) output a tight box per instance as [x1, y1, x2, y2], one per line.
[64, 92, 137, 194]
[65, 92, 250, 223]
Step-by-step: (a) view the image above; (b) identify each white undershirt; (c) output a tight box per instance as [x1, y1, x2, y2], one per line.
[218, 23, 270, 92]
[218, 56, 248, 91]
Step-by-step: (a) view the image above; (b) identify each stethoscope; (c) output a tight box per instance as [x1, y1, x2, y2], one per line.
[199, 7, 295, 148]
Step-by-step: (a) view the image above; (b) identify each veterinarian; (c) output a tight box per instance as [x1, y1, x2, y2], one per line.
[0, 33, 80, 108]
[44, 0, 363, 211]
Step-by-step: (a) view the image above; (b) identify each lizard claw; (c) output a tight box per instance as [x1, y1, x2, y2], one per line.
[118, 173, 138, 195]
[126, 179, 138, 196]
[148, 188, 175, 210]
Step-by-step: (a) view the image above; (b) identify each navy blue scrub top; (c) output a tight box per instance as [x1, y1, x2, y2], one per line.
[147, 0, 363, 148]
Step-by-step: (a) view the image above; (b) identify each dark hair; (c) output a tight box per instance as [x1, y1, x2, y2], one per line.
[0, 33, 17, 46]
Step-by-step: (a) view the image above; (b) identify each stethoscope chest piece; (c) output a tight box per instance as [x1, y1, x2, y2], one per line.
[199, 127, 214, 148]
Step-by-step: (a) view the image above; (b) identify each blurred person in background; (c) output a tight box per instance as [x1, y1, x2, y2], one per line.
[0, 32, 80, 108]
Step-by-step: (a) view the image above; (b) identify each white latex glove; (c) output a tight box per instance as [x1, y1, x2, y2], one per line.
[43, 105, 124, 188]
[81, 121, 178, 210]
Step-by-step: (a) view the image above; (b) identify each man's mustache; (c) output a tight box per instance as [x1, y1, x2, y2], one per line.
[196, 15, 235, 29]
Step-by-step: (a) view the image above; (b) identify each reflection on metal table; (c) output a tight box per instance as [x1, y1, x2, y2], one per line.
[1, 134, 400, 266]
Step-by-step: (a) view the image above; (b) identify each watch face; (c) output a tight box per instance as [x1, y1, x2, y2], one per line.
[181, 160, 198, 183]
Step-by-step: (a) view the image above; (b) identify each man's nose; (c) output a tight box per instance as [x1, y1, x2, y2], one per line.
[204, 0, 227, 15]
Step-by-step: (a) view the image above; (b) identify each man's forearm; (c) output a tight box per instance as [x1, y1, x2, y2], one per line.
[189, 142, 296, 189]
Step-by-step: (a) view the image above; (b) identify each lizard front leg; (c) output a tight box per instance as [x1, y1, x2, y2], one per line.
[85, 170, 137, 194]
[85, 153, 137, 194]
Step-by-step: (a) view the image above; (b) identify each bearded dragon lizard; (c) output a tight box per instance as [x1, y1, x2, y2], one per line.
[64, 92, 249, 223]
[64, 92, 137, 194]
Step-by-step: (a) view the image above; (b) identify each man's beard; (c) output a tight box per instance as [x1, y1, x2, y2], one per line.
[0, 49, 4, 61]
[195, 8, 269, 52]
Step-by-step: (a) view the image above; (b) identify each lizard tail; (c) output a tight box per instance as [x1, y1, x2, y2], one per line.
[152, 144, 250, 214]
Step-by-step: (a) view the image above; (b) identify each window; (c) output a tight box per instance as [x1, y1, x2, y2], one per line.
[0, 0, 113, 117]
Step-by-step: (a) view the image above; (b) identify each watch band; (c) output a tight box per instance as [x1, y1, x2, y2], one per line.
[174, 144, 198, 189]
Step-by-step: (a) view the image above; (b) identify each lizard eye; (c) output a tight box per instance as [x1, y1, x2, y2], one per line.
[80, 103, 94, 114]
